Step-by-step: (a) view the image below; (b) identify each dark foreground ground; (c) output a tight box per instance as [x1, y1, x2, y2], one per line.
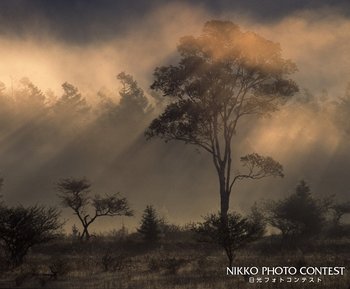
[0, 233, 349, 289]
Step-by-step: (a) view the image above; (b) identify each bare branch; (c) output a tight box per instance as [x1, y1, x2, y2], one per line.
[229, 153, 284, 192]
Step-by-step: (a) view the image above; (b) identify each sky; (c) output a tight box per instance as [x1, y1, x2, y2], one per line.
[0, 0, 349, 232]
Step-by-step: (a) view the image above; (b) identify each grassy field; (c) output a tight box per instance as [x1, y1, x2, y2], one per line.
[0, 235, 349, 289]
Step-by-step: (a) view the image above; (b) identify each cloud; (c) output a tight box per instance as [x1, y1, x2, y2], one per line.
[1, 3, 350, 99]
[246, 10, 350, 96]
[0, 3, 208, 97]
[1, 0, 350, 43]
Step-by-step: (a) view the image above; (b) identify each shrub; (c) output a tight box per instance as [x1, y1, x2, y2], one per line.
[0, 204, 63, 267]
[193, 211, 264, 267]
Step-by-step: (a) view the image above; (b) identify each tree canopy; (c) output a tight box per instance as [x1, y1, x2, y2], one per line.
[146, 20, 298, 218]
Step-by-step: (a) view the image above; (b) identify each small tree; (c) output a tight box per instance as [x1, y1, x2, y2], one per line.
[265, 180, 326, 240]
[137, 205, 162, 243]
[0, 205, 62, 267]
[57, 178, 133, 241]
[193, 210, 265, 267]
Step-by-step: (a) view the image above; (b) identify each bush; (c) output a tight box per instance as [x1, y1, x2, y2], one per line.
[193, 210, 264, 267]
[101, 252, 129, 272]
[48, 257, 70, 279]
[0, 204, 63, 267]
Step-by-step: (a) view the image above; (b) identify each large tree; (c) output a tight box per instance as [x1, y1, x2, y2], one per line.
[146, 20, 298, 220]
[57, 178, 133, 241]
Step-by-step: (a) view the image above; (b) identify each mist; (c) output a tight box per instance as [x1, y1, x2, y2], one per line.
[0, 2, 349, 232]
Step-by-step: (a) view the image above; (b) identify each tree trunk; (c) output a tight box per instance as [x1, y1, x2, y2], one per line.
[219, 172, 230, 220]
[228, 255, 233, 268]
[220, 190, 229, 218]
[81, 226, 90, 241]
[85, 228, 90, 241]
[225, 246, 233, 267]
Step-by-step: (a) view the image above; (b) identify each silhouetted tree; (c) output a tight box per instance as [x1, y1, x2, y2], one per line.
[117, 72, 150, 117]
[0, 205, 62, 267]
[53, 82, 90, 117]
[137, 205, 161, 243]
[265, 180, 327, 240]
[95, 88, 118, 122]
[146, 20, 297, 221]
[193, 209, 265, 267]
[16, 78, 46, 111]
[57, 178, 133, 241]
[95, 73, 151, 131]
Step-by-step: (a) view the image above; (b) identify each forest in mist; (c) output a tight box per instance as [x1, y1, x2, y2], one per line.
[0, 2, 350, 232]
[0, 65, 350, 232]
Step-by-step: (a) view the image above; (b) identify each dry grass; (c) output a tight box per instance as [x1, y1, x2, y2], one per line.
[0, 236, 349, 288]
